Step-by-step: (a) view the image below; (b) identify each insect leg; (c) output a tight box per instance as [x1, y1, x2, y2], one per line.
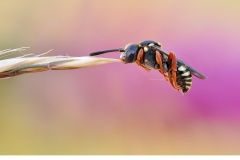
[136, 48, 151, 71]
[168, 51, 182, 90]
[155, 50, 169, 81]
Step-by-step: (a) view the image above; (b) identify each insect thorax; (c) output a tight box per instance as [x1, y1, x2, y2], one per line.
[142, 48, 167, 71]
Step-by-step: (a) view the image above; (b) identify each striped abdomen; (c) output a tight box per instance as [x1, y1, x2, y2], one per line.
[177, 65, 192, 94]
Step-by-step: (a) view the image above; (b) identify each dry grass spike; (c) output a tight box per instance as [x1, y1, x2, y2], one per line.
[0, 47, 121, 79]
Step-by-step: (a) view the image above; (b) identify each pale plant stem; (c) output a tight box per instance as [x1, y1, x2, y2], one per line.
[0, 48, 121, 79]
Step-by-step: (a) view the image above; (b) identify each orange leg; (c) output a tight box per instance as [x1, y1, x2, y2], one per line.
[155, 50, 169, 81]
[136, 48, 151, 71]
[168, 51, 181, 90]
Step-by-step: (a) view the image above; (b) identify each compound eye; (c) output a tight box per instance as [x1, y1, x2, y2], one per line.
[125, 50, 135, 63]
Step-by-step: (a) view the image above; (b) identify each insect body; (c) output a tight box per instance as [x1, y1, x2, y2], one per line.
[90, 40, 207, 94]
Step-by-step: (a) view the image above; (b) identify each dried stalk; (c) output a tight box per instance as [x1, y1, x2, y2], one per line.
[0, 47, 121, 79]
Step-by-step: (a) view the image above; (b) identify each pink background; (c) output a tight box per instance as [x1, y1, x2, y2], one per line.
[0, 0, 239, 154]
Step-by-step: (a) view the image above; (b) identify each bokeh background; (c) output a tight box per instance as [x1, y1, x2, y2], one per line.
[0, 0, 240, 155]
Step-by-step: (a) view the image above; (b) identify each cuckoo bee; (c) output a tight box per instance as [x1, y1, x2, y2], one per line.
[90, 40, 207, 94]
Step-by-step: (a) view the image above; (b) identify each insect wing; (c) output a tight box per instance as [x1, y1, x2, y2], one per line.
[153, 46, 207, 79]
[175, 58, 207, 79]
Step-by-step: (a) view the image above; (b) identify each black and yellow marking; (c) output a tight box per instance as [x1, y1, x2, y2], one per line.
[177, 65, 192, 94]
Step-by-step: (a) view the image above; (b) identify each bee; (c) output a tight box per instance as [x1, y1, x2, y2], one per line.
[90, 40, 207, 94]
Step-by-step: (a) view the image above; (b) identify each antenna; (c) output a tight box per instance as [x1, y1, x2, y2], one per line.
[90, 48, 124, 56]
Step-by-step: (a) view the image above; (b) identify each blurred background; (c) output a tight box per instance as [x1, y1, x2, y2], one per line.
[0, 0, 240, 155]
